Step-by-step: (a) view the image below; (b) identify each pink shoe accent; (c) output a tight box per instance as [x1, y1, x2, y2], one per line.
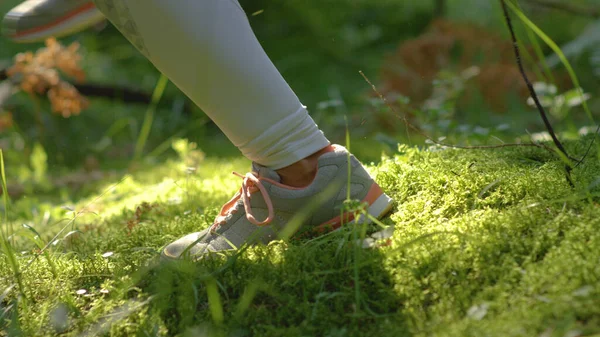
[209, 146, 359, 234]
[211, 171, 276, 233]
[233, 172, 274, 226]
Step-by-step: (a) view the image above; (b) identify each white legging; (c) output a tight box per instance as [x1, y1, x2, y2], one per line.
[92, 0, 330, 169]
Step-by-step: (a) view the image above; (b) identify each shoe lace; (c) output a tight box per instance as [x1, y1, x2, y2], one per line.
[211, 171, 274, 232]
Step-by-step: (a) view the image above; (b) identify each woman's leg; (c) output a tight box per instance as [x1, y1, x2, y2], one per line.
[3, 0, 394, 257]
[92, 0, 330, 172]
[92, 0, 395, 258]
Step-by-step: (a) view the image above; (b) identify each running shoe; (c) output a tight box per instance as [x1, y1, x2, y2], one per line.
[162, 145, 394, 260]
[2, 0, 105, 43]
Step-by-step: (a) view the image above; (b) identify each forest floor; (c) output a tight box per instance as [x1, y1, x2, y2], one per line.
[1, 137, 600, 337]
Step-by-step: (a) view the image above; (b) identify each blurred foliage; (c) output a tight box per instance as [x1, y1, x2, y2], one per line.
[5, 38, 88, 117]
[0, 0, 599, 185]
[1, 1, 600, 334]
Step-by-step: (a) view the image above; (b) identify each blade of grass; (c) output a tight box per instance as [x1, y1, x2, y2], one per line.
[76, 298, 152, 337]
[234, 280, 260, 320]
[146, 119, 209, 159]
[504, 0, 594, 124]
[525, 28, 556, 84]
[277, 179, 344, 241]
[345, 117, 351, 202]
[133, 74, 169, 162]
[20, 175, 129, 274]
[505, 0, 600, 166]
[0, 150, 10, 241]
[18, 224, 58, 277]
[343, 119, 369, 316]
[206, 278, 224, 325]
[515, 0, 556, 84]
[0, 150, 25, 299]
[517, 38, 545, 83]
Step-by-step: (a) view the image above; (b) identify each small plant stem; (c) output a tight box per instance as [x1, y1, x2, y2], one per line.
[500, 0, 574, 187]
[133, 74, 168, 162]
[0, 151, 26, 299]
[500, 0, 570, 165]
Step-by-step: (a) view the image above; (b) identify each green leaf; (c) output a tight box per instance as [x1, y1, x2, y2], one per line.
[206, 278, 224, 325]
[562, 88, 591, 108]
[18, 224, 44, 249]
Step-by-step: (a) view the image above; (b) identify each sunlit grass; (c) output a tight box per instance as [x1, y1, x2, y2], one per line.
[0, 136, 599, 336]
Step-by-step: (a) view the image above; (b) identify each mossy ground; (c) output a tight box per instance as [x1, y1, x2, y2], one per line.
[1, 137, 600, 337]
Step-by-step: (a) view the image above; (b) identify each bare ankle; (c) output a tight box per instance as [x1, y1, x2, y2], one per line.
[276, 145, 334, 187]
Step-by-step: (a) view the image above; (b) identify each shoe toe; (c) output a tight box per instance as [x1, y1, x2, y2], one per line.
[2, 0, 48, 38]
[161, 230, 214, 260]
[2, 11, 22, 38]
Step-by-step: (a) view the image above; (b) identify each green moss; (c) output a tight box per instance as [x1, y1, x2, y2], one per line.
[1, 138, 600, 336]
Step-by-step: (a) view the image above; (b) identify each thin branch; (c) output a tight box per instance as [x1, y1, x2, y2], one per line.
[1, 66, 196, 113]
[361, 66, 575, 186]
[75, 83, 153, 104]
[500, 0, 573, 163]
[1, 67, 151, 104]
[575, 125, 600, 168]
[501, 0, 575, 186]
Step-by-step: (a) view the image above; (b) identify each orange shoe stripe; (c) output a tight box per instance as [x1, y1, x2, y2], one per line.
[13, 2, 97, 38]
[312, 182, 384, 234]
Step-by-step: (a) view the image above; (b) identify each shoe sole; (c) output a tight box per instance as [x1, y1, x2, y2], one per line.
[7, 3, 105, 43]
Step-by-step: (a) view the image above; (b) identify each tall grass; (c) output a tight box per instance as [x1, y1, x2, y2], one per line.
[133, 74, 170, 162]
[1, 3, 598, 336]
[505, 0, 594, 124]
[0, 150, 25, 299]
